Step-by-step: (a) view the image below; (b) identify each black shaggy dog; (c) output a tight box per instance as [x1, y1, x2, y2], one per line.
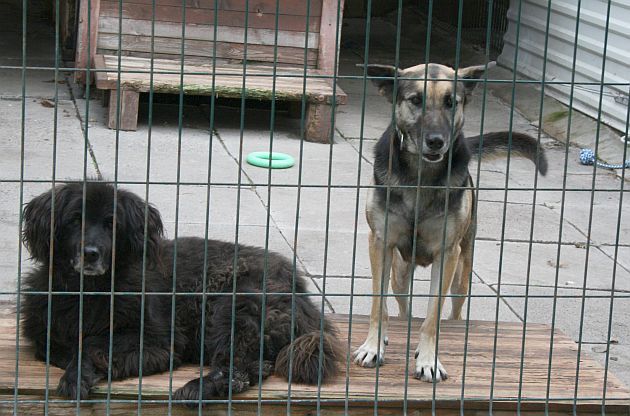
[21, 181, 340, 402]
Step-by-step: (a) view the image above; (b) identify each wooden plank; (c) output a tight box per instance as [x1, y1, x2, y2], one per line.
[99, 1, 321, 32]
[316, 0, 344, 73]
[92, 53, 109, 86]
[97, 34, 318, 66]
[219, 0, 323, 16]
[98, 53, 308, 73]
[94, 55, 347, 104]
[107, 89, 140, 130]
[306, 102, 333, 142]
[1, 306, 628, 414]
[111, 0, 323, 17]
[98, 16, 320, 49]
[75, 0, 102, 83]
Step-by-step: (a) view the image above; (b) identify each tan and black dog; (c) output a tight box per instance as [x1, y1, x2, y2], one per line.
[353, 62, 548, 382]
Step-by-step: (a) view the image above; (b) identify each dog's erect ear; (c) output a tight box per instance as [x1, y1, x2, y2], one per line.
[118, 190, 164, 266]
[457, 61, 496, 96]
[361, 64, 400, 102]
[22, 185, 73, 263]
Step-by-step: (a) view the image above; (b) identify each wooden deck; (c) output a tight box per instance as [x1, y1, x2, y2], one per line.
[0, 309, 628, 414]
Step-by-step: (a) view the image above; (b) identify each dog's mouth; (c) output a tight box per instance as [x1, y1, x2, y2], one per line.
[422, 153, 443, 163]
[71, 259, 108, 276]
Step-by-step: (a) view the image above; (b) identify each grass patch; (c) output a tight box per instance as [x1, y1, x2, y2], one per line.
[545, 110, 569, 123]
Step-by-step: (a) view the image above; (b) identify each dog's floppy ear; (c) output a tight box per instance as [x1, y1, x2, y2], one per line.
[22, 185, 73, 263]
[360, 64, 400, 102]
[457, 61, 496, 96]
[118, 190, 164, 266]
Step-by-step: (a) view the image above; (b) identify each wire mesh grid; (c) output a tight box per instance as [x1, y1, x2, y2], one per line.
[0, 0, 629, 414]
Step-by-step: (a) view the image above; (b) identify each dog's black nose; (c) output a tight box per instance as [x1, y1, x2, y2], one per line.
[83, 246, 100, 263]
[426, 134, 444, 151]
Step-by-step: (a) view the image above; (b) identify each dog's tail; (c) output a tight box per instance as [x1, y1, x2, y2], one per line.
[467, 131, 548, 176]
[274, 322, 342, 385]
[274, 330, 340, 384]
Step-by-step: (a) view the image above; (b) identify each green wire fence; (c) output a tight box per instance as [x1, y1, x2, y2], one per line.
[1, 0, 629, 415]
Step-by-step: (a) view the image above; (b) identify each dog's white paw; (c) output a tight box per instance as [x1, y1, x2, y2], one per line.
[413, 347, 448, 382]
[353, 339, 386, 368]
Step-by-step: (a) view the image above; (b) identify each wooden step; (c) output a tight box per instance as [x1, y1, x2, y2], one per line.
[94, 54, 345, 142]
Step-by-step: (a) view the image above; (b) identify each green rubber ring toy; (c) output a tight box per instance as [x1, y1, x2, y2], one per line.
[246, 152, 295, 169]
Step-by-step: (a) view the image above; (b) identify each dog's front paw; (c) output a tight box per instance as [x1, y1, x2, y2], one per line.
[174, 378, 203, 408]
[353, 339, 386, 368]
[174, 368, 250, 407]
[56, 371, 94, 400]
[413, 348, 448, 382]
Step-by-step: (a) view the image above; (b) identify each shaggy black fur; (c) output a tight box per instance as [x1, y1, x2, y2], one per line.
[21, 182, 340, 403]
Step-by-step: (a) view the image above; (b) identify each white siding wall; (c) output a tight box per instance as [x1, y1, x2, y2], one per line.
[498, 0, 630, 133]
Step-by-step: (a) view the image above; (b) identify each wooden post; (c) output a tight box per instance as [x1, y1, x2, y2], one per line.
[305, 103, 333, 143]
[108, 89, 140, 131]
[75, 0, 101, 84]
[309, 0, 345, 143]
[317, 0, 345, 74]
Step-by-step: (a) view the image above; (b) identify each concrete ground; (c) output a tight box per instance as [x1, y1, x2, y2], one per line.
[1, 1, 628, 388]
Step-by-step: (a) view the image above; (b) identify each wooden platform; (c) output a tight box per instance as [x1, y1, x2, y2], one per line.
[1, 310, 628, 415]
[77, 0, 347, 142]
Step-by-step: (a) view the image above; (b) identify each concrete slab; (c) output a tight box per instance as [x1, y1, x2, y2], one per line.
[599, 246, 630, 279]
[312, 276, 521, 324]
[544, 191, 630, 246]
[335, 78, 395, 140]
[288, 228, 371, 278]
[0, 181, 76, 296]
[472, 240, 630, 291]
[86, 106, 240, 185]
[475, 200, 586, 244]
[266, 187, 368, 232]
[344, 138, 376, 168]
[0, 99, 98, 181]
[0, 70, 72, 100]
[215, 116, 372, 188]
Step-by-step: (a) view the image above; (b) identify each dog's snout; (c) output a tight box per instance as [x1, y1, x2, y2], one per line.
[425, 134, 444, 151]
[83, 246, 100, 263]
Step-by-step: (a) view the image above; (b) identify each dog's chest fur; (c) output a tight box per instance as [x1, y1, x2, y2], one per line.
[368, 128, 473, 266]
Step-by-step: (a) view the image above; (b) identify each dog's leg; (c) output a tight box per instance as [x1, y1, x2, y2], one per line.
[391, 248, 413, 318]
[56, 353, 102, 400]
[69, 331, 174, 383]
[174, 295, 261, 405]
[414, 244, 460, 382]
[56, 336, 109, 399]
[354, 230, 393, 367]
[450, 240, 472, 320]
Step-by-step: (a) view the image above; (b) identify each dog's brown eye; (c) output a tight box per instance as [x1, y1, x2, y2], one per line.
[445, 95, 454, 108]
[410, 95, 423, 106]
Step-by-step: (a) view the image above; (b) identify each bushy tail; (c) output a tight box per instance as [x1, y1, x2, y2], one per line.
[274, 326, 342, 385]
[467, 131, 548, 176]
